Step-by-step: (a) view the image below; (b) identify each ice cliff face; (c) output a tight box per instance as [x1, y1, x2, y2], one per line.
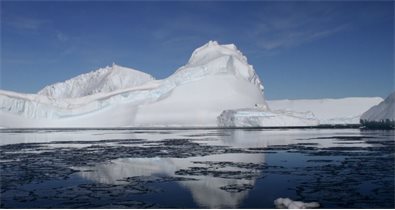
[0, 41, 267, 128]
[361, 92, 395, 122]
[217, 108, 319, 127]
[38, 63, 155, 98]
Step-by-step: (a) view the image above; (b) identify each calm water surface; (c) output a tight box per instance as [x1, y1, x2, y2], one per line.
[0, 128, 394, 208]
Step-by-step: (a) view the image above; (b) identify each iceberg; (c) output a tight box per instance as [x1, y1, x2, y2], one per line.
[0, 41, 268, 128]
[0, 41, 384, 128]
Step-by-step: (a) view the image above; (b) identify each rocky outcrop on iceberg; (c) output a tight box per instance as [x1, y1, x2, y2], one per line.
[360, 92, 395, 129]
[0, 41, 267, 128]
[267, 97, 383, 125]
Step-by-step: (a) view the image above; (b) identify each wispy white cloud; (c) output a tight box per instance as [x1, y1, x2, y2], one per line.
[248, 3, 350, 52]
[3, 15, 50, 31]
[150, 2, 351, 55]
[150, 15, 225, 47]
[255, 23, 349, 51]
[56, 31, 69, 42]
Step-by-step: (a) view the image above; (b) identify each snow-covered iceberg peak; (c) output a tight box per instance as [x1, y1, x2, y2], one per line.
[38, 63, 155, 98]
[173, 41, 264, 92]
[187, 40, 246, 66]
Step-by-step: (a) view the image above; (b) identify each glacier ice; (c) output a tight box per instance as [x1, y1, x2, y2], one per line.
[267, 97, 383, 125]
[217, 107, 319, 127]
[218, 96, 383, 127]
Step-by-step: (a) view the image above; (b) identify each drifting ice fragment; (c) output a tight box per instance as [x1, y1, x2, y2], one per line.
[274, 197, 320, 209]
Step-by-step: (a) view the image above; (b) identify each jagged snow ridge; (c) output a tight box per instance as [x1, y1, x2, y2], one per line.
[0, 41, 266, 128]
[38, 63, 155, 98]
[267, 97, 383, 125]
[361, 92, 395, 121]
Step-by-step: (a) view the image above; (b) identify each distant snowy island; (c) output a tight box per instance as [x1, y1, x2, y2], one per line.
[361, 92, 395, 129]
[0, 41, 386, 128]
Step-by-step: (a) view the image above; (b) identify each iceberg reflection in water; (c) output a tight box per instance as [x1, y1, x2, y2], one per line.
[76, 153, 264, 208]
[0, 129, 394, 208]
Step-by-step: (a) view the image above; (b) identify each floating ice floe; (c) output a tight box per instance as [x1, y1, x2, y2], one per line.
[274, 197, 320, 209]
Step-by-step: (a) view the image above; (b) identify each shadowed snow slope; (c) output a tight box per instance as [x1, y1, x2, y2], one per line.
[0, 41, 266, 128]
[361, 92, 395, 122]
[267, 97, 383, 125]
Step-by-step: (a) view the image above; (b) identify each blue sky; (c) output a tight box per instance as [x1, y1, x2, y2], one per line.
[1, 1, 393, 99]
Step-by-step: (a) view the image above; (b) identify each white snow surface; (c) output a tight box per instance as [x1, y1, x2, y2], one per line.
[267, 97, 383, 125]
[38, 63, 155, 98]
[217, 107, 319, 127]
[0, 41, 268, 128]
[361, 92, 395, 121]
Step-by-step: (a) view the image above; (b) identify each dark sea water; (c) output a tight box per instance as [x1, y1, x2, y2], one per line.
[0, 128, 394, 208]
